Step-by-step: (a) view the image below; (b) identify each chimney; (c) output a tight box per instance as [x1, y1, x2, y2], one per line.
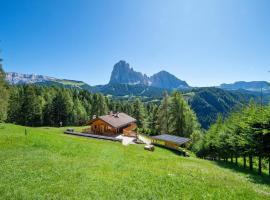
[92, 115, 96, 119]
[115, 112, 119, 118]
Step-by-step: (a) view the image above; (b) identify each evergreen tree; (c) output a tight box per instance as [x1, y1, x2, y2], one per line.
[51, 90, 73, 126]
[147, 103, 159, 130]
[91, 93, 108, 117]
[157, 91, 170, 133]
[72, 97, 88, 125]
[0, 60, 9, 122]
[132, 98, 145, 128]
[21, 85, 43, 126]
[169, 92, 186, 136]
[7, 87, 21, 124]
[97, 94, 109, 116]
[43, 100, 54, 126]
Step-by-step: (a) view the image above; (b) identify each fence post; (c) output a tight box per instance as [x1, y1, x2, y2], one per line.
[269, 156, 270, 176]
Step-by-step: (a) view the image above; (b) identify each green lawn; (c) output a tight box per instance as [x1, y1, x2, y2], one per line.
[0, 124, 270, 200]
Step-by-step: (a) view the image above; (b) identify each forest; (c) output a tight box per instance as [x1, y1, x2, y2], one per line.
[194, 100, 270, 175]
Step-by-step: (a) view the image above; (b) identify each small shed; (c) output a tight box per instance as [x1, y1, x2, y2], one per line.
[150, 134, 191, 150]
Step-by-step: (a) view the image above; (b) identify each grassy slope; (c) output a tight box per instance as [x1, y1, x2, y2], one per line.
[0, 124, 270, 200]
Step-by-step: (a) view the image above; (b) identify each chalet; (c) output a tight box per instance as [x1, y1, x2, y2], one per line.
[85, 112, 137, 137]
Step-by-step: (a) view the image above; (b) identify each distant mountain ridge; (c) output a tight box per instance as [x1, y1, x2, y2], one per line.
[109, 60, 190, 89]
[6, 72, 56, 84]
[219, 81, 270, 92]
[6, 72, 93, 91]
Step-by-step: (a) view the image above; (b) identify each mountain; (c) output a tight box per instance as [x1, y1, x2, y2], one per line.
[109, 60, 190, 89]
[219, 81, 270, 92]
[149, 70, 189, 89]
[6, 72, 93, 91]
[6, 72, 55, 84]
[109, 61, 148, 85]
[219, 81, 270, 104]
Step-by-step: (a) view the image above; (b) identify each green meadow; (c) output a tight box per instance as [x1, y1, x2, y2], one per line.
[0, 124, 270, 200]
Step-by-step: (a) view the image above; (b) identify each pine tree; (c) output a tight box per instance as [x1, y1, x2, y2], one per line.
[0, 59, 9, 122]
[51, 90, 73, 126]
[168, 91, 201, 137]
[157, 91, 170, 133]
[132, 98, 145, 128]
[147, 103, 159, 130]
[72, 97, 88, 125]
[43, 100, 54, 126]
[21, 85, 43, 126]
[91, 93, 108, 117]
[97, 94, 109, 116]
[7, 87, 21, 124]
[169, 91, 187, 136]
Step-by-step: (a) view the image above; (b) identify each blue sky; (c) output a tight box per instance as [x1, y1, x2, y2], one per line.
[0, 0, 269, 86]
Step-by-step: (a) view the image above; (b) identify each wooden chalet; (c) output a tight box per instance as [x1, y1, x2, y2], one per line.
[85, 112, 137, 137]
[150, 134, 191, 150]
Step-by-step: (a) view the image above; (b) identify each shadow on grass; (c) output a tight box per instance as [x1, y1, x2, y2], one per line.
[154, 144, 185, 156]
[213, 160, 270, 186]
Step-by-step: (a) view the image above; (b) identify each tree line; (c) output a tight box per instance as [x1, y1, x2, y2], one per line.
[194, 100, 270, 175]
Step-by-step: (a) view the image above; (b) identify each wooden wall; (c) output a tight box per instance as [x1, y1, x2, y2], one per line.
[91, 119, 117, 135]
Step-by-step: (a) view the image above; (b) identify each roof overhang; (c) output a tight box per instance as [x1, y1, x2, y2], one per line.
[89, 117, 136, 129]
[150, 134, 191, 146]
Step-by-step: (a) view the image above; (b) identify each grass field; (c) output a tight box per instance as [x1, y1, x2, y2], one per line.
[0, 124, 270, 200]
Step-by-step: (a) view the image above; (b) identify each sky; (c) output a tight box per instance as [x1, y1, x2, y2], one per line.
[0, 0, 270, 87]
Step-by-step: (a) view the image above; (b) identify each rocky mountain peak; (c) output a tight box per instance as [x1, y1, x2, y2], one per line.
[150, 70, 189, 89]
[109, 60, 147, 85]
[109, 60, 190, 89]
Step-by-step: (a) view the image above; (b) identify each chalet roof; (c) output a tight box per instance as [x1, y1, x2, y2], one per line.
[92, 112, 136, 129]
[151, 134, 191, 146]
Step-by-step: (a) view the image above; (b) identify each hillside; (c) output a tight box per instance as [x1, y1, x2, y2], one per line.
[91, 83, 171, 98]
[188, 87, 253, 128]
[1, 124, 270, 200]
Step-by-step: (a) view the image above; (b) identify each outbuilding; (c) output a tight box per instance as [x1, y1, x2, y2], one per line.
[150, 134, 191, 150]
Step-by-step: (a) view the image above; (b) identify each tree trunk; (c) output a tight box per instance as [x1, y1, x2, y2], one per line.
[249, 155, 253, 171]
[231, 155, 233, 163]
[269, 156, 270, 176]
[258, 155, 262, 175]
[243, 155, 246, 169]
